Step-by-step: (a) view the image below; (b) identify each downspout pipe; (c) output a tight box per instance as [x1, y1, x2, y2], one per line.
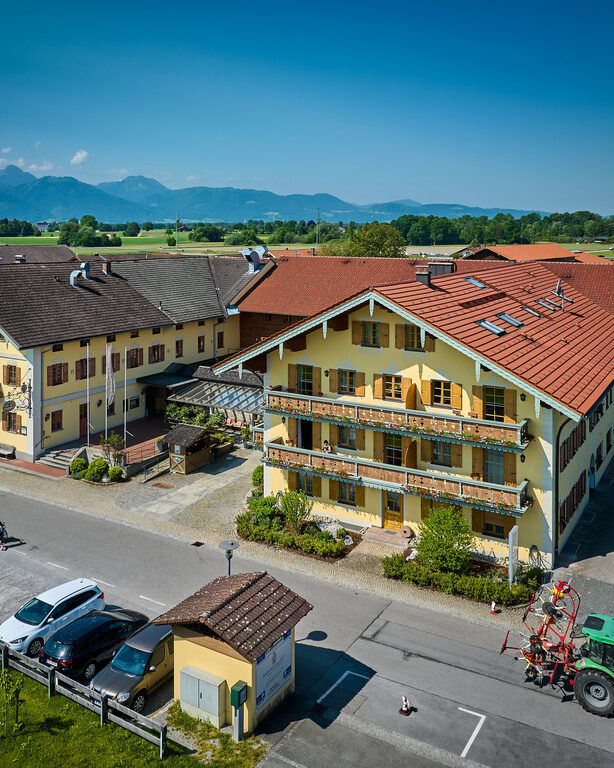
[554, 416, 571, 560]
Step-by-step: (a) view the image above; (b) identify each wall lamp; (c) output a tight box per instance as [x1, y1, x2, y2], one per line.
[281, 416, 286, 424]
[324, 370, 329, 378]
[520, 393, 526, 402]
[97, 399, 103, 407]
[44, 413, 50, 421]
[520, 454, 526, 463]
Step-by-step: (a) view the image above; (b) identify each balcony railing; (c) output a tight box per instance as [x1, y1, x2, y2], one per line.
[266, 390, 530, 453]
[264, 441, 530, 516]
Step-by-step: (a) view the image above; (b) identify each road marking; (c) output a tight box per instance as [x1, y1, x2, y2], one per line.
[138, 595, 166, 607]
[94, 579, 116, 588]
[316, 670, 371, 704]
[267, 754, 309, 768]
[46, 561, 69, 571]
[458, 707, 486, 758]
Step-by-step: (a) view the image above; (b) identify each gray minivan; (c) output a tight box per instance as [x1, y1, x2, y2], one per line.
[89, 623, 173, 712]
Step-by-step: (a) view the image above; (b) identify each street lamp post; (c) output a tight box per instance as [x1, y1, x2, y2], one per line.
[219, 540, 240, 576]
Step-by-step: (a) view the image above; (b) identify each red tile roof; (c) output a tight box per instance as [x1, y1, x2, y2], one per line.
[377, 263, 614, 415]
[463, 243, 612, 264]
[237, 255, 502, 316]
[153, 572, 312, 661]
[540, 262, 614, 314]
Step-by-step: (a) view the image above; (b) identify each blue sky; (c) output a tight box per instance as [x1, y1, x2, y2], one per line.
[1, 0, 612, 213]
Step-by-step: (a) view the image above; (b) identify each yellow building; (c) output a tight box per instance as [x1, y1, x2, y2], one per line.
[0, 255, 262, 461]
[153, 571, 312, 734]
[215, 262, 614, 567]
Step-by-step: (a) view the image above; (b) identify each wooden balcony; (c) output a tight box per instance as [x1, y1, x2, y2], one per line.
[265, 442, 530, 516]
[266, 389, 530, 453]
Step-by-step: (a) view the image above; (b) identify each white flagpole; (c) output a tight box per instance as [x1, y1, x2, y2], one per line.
[123, 346, 127, 447]
[86, 343, 90, 447]
[104, 356, 108, 440]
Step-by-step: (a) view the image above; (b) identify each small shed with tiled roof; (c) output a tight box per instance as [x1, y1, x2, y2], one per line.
[163, 423, 212, 474]
[154, 571, 312, 732]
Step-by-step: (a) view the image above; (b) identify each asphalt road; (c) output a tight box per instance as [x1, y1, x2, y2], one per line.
[0, 490, 612, 768]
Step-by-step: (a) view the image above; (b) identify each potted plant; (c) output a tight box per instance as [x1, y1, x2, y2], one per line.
[240, 425, 252, 448]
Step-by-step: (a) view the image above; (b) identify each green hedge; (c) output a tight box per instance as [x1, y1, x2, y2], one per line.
[237, 512, 346, 558]
[382, 553, 533, 605]
[69, 456, 87, 475]
[84, 457, 109, 483]
[108, 466, 124, 482]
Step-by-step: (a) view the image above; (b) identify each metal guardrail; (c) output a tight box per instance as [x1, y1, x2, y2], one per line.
[1, 643, 167, 759]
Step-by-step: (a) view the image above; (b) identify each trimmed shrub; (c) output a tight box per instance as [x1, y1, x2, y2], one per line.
[69, 456, 87, 475]
[382, 554, 533, 605]
[84, 457, 109, 483]
[252, 465, 264, 489]
[108, 466, 124, 483]
[236, 513, 346, 558]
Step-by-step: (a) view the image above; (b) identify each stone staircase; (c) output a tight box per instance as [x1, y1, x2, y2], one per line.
[36, 448, 76, 472]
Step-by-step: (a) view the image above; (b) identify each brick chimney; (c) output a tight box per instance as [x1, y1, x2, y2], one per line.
[415, 267, 432, 288]
[102, 260, 112, 276]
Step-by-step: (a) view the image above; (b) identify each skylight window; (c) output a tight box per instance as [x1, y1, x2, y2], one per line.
[496, 312, 524, 328]
[521, 306, 540, 317]
[476, 320, 506, 336]
[464, 277, 487, 289]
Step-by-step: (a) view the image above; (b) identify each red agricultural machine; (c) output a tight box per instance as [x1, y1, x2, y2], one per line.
[501, 579, 614, 716]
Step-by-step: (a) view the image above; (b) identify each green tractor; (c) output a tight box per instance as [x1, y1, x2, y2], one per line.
[574, 614, 614, 716]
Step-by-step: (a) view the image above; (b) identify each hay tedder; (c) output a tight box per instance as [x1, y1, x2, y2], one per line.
[501, 579, 614, 717]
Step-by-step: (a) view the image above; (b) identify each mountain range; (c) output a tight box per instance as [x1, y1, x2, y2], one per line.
[0, 165, 546, 223]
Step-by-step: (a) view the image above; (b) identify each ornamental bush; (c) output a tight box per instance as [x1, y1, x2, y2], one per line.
[69, 457, 87, 475]
[84, 457, 109, 483]
[236, 512, 346, 558]
[108, 466, 124, 483]
[252, 465, 264, 493]
[415, 505, 475, 574]
[382, 554, 533, 605]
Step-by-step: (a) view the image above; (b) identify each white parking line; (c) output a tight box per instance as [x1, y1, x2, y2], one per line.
[94, 579, 116, 588]
[46, 561, 70, 571]
[316, 670, 371, 704]
[138, 595, 166, 607]
[458, 707, 486, 758]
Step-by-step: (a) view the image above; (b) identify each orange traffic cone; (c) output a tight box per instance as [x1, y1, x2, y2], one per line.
[399, 695, 411, 716]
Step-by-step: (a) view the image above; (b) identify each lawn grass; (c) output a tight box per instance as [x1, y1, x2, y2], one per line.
[0, 673, 198, 767]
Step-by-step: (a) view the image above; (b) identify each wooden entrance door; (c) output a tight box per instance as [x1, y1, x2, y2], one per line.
[383, 490, 403, 530]
[79, 404, 88, 437]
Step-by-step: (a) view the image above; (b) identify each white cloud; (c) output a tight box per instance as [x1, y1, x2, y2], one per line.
[15, 158, 25, 168]
[185, 175, 199, 184]
[28, 161, 54, 173]
[1, 147, 11, 154]
[70, 149, 88, 165]
[0, 159, 7, 169]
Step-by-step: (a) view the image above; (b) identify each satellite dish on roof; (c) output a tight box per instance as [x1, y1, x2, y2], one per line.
[3, 400, 16, 412]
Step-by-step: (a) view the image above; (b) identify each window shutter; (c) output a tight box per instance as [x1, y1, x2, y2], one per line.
[559, 444, 565, 473]
[421, 439, 432, 462]
[355, 372, 365, 397]
[329, 369, 338, 394]
[2, 366, 6, 385]
[355, 484, 365, 507]
[312, 476, 322, 497]
[395, 324, 405, 349]
[62, 363, 68, 382]
[102, 356, 106, 374]
[421, 380, 431, 406]
[89, 358, 95, 377]
[113, 353, 120, 371]
[47, 366, 53, 386]
[379, 323, 389, 348]
[451, 443, 463, 467]
[287, 417, 298, 445]
[287, 364, 297, 392]
[401, 377, 412, 406]
[159, 345, 165, 362]
[504, 389, 517, 424]
[312, 421, 321, 451]
[355, 428, 365, 451]
[471, 508, 483, 533]
[148, 346, 154, 364]
[329, 479, 338, 501]
[138, 348, 143, 366]
[352, 321, 362, 345]
[1, 412, 7, 431]
[373, 374, 384, 399]
[451, 383, 462, 410]
[329, 423, 338, 446]
[288, 471, 297, 491]
[16, 414, 22, 430]
[472, 447, 484, 480]
[312, 367, 322, 396]
[424, 333, 436, 352]
[15, 368, 21, 385]
[504, 452, 517, 486]
[373, 431, 384, 462]
[472, 386, 483, 419]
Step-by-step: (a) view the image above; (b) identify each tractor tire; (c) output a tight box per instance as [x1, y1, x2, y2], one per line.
[574, 669, 614, 717]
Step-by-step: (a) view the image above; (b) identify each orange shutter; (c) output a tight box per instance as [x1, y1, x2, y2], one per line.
[2, 366, 7, 385]
[395, 324, 405, 349]
[472, 447, 484, 480]
[373, 431, 384, 462]
[329, 479, 338, 501]
[312, 367, 322, 396]
[401, 377, 412, 405]
[355, 372, 365, 397]
[451, 383, 462, 410]
[352, 322, 362, 345]
[312, 421, 321, 451]
[287, 364, 297, 392]
[424, 333, 436, 352]
[287, 418, 298, 446]
[504, 452, 517, 486]
[329, 369, 338, 394]
[421, 380, 432, 406]
[421, 439, 432, 462]
[312, 476, 322, 497]
[355, 429, 365, 450]
[379, 323, 389, 348]
[355, 485, 365, 507]
[472, 386, 483, 419]
[373, 374, 384, 399]
[329, 423, 338, 446]
[451, 443, 463, 467]
[504, 389, 517, 424]
[288, 471, 297, 491]
[471, 508, 483, 533]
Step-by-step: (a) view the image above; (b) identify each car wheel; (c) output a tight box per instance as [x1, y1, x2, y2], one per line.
[83, 661, 97, 681]
[132, 691, 147, 713]
[27, 638, 43, 657]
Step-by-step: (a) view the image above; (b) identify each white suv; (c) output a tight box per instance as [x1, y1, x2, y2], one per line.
[0, 578, 105, 656]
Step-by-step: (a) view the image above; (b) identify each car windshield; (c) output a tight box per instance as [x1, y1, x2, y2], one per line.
[43, 638, 73, 658]
[14, 598, 53, 626]
[110, 645, 150, 677]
